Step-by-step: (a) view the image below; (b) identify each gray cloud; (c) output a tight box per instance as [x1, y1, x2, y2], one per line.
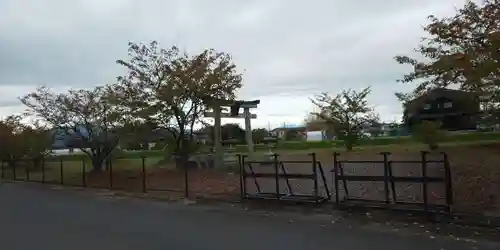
[0, 0, 464, 124]
[0, 99, 21, 107]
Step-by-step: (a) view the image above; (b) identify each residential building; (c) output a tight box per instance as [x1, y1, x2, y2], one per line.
[404, 88, 480, 131]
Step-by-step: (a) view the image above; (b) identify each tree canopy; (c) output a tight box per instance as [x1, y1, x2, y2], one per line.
[0, 115, 51, 167]
[395, 0, 500, 95]
[310, 87, 379, 150]
[110, 41, 243, 160]
[20, 86, 123, 171]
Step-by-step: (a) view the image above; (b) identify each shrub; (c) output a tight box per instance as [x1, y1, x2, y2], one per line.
[412, 120, 445, 150]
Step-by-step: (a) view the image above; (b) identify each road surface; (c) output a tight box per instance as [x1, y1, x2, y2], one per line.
[0, 182, 496, 250]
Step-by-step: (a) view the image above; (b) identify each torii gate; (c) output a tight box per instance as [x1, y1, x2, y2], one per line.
[203, 99, 260, 168]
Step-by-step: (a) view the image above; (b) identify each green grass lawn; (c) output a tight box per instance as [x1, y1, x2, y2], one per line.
[238, 131, 500, 152]
[271, 140, 500, 155]
[112, 131, 500, 155]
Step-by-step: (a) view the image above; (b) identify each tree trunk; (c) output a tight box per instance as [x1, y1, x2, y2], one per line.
[31, 157, 44, 171]
[346, 142, 354, 151]
[6, 159, 18, 169]
[174, 133, 186, 169]
[345, 132, 355, 151]
[90, 157, 105, 172]
[174, 151, 189, 169]
[174, 140, 197, 169]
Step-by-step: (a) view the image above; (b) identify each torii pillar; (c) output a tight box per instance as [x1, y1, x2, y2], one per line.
[203, 99, 260, 167]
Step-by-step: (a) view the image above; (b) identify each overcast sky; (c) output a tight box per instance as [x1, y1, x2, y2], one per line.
[0, 0, 466, 128]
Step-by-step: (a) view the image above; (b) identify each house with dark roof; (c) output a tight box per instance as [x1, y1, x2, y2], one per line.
[404, 88, 480, 131]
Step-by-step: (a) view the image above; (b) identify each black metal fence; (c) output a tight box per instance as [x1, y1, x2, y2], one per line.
[332, 151, 453, 214]
[239, 153, 331, 204]
[0, 155, 240, 201]
[1, 151, 454, 215]
[1, 157, 148, 190]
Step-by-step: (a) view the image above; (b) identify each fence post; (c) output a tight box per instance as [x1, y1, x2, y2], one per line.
[183, 156, 189, 199]
[82, 158, 87, 187]
[381, 152, 390, 204]
[59, 158, 64, 185]
[273, 153, 280, 200]
[242, 155, 249, 198]
[442, 152, 453, 213]
[41, 158, 46, 183]
[108, 158, 113, 190]
[141, 156, 147, 193]
[13, 163, 16, 180]
[310, 152, 319, 203]
[386, 154, 397, 203]
[420, 151, 429, 215]
[237, 154, 244, 201]
[333, 152, 340, 205]
[26, 159, 31, 182]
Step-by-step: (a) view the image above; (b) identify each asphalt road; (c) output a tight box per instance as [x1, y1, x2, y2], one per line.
[0, 182, 497, 250]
